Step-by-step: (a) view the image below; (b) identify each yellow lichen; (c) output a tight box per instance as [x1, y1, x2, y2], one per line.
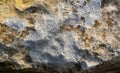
[0, 0, 66, 23]
[0, 0, 35, 23]
[0, 0, 16, 23]
[15, 0, 35, 11]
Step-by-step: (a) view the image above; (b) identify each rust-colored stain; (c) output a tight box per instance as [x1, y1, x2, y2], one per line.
[60, 24, 83, 37]
[93, 20, 101, 27]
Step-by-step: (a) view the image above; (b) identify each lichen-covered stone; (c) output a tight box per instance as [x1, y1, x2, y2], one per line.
[0, 0, 120, 72]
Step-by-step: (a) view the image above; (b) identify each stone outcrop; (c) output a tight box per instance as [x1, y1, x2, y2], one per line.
[0, 0, 120, 73]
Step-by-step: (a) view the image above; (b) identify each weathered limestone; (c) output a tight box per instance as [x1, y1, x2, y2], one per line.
[0, 0, 120, 72]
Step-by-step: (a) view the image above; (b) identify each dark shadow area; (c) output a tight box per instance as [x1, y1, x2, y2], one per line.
[0, 56, 120, 73]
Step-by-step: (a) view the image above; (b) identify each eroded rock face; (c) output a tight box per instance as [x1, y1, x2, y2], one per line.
[0, 0, 120, 72]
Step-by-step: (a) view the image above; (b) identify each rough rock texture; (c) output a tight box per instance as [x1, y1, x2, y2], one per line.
[0, 0, 120, 72]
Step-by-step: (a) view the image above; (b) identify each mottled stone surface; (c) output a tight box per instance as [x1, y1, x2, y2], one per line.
[0, 0, 120, 72]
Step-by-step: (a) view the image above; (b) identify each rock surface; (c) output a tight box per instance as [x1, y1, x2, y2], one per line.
[0, 0, 120, 72]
